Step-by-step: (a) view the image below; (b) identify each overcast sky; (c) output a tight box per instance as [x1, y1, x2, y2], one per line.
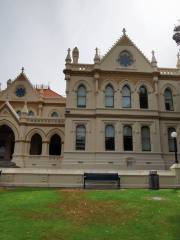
[0, 0, 180, 95]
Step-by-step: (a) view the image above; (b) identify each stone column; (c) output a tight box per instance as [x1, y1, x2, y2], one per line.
[133, 122, 141, 152]
[42, 141, 49, 155]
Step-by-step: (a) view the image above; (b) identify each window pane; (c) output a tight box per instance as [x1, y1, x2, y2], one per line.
[77, 85, 86, 107]
[122, 85, 131, 108]
[141, 126, 151, 151]
[123, 126, 133, 151]
[164, 88, 173, 111]
[51, 112, 59, 118]
[105, 85, 114, 107]
[139, 86, 148, 109]
[168, 127, 176, 152]
[105, 125, 115, 150]
[76, 126, 86, 150]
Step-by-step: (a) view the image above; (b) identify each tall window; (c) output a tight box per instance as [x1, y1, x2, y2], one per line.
[168, 127, 176, 152]
[123, 126, 133, 151]
[76, 125, 86, 150]
[77, 85, 86, 108]
[105, 85, 114, 107]
[49, 134, 61, 155]
[141, 126, 151, 151]
[164, 88, 173, 111]
[122, 85, 131, 108]
[30, 133, 42, 155]
[105, 125, 115, 151]
[139, 86, 148, 109]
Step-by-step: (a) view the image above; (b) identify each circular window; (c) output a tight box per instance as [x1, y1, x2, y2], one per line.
[15, 86, 26, 97]
[118, 51, 134, 67]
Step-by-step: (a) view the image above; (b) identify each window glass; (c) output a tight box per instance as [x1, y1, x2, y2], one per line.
[139, 86, 148, 109]
[105, 125, 115, 150]
[105, 85, 114, 107]
[51, 112, 59, 118]
[123, 126, 133, 151]
[122, 85, 131, 108]
[164, 88, 174, 111]
[28, 111, 35, 117]
[141, 126, 151, 151]
[76, 125, 86, 150]
[77, 85, 86, 108]
[168, 127, 176, 152]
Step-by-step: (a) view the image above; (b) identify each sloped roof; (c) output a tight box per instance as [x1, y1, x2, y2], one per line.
[36, 88, 65, 99]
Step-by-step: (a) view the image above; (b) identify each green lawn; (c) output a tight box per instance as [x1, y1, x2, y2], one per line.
[0, 188, 180, 240]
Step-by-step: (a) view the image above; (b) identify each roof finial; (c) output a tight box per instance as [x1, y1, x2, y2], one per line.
[122, 28, 126, 35]
[21, 67, 24, 73]
[65, 48, 72, 64]
[177, 51, 180, 69]
[94, 47, 100, 63]
[151, 50, 157, 69]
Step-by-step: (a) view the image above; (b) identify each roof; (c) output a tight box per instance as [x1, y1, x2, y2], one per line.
[36, 88, 65, 99]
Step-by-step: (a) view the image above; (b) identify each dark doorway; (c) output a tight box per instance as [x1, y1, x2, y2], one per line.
[49, 134, 61, 155]
[0, 125, 15, 166]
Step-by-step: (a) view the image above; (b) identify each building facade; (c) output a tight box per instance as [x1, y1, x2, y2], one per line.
[0, 31, 180, 170]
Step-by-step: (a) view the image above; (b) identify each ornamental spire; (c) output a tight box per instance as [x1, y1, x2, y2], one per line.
[65, 48, 72, 64]
[151, 50, 157, 69]
[94, 47, 100, 63]
[176, 51, 180, 69]
[122, 28, 126, 35]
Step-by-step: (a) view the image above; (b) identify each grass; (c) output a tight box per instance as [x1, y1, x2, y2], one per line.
[0, 188, 180, 240]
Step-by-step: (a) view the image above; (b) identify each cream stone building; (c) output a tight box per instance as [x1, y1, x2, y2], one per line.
[0, 70, 65, 168]
[0, 31, 180, 171]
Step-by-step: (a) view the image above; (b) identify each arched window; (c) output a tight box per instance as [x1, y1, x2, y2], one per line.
[122, 85, 131, 108]
[30, 133, 42, 155]
[28, 111, 35, 117]
[105, 125, 115, 151]
[16, 110, 21, 116]
[141, 126, 151, 151]
[164, 88, 174, 111]
[77, 85, 86, 108]
[105, 85, 114, 107]
[49, 134, 61, 155]
[76, 125, 86, 150]
[51, 112, 59, 118]
[139, 86, 148, 109]
[123, 126, 133, 151]
[168, 127, 176, 152]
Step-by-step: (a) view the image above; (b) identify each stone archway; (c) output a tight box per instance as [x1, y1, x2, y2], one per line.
[0, 125, 15, 167]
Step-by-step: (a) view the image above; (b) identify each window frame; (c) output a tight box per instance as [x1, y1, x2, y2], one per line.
[139, 85, 148, 109]
[141, 126, 151, 151]
[123, 125, 133, 151]
[122, 85, 131, 108]
[76, 125, 86, 151]
[77, 85, 87, 108]
[105, 125, 115, 151]
[105, 84, 114, 108]
[164, 88, 174, 111]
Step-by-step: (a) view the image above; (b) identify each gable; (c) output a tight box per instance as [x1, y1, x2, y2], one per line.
[0, 102, 19, 122]
[0, 73, 42, 102]
[100, 34, 153, 73]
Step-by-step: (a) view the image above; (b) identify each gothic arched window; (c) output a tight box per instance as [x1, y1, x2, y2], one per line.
[141, 126, 151, 151]
[164, 88, 174, 111]
[139, 86, 148, 109]
[105, 84, 114, 107]
[76, 125, 86, 150]
[122, 85, 131, 108]
[105, 125, 115, 151]
[77, 85, 86, 108]
[123, 126, 133, 151]
[49, 134, 61, 155]
[168, 127, 176, 152]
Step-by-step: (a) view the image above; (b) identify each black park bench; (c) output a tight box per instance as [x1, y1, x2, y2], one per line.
[83, 172, 120, 189]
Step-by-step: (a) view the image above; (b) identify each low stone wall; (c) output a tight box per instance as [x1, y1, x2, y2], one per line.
[0, 165, 180, 188]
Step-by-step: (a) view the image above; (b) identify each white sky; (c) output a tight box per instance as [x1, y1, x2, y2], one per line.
[0, 0, 180, 95]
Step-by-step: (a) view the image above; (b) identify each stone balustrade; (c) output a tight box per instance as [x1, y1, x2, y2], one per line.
[20, 117, 65, 125]
[159, 68, 178, 75]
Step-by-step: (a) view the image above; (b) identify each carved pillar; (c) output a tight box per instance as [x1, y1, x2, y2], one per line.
[42, 141, 49, 155]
